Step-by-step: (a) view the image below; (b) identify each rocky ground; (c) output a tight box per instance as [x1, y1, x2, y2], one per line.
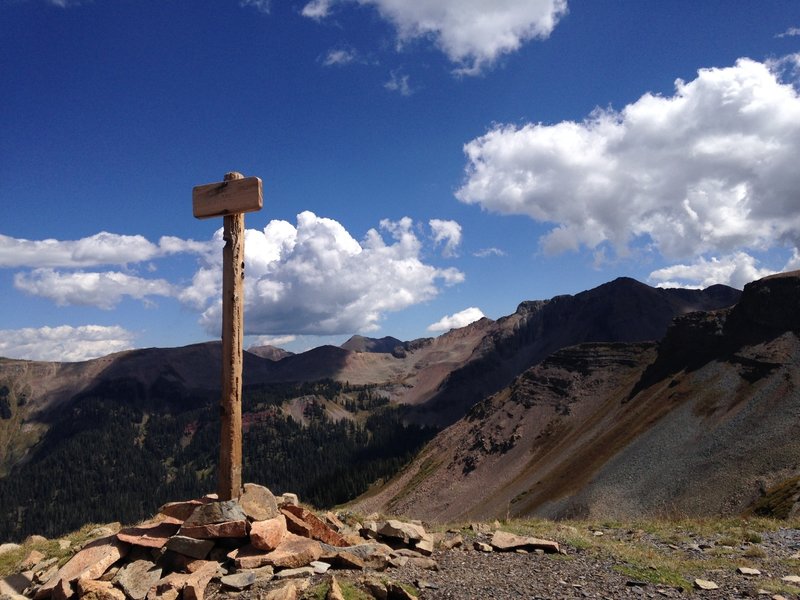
[207, 521, 800, 600]
[1, 487, 799, 600]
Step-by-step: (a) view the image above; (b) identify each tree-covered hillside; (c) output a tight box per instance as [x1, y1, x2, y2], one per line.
[0, 379, 434, 541]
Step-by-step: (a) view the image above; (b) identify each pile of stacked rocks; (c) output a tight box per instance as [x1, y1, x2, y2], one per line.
[3, 484, 472, 600]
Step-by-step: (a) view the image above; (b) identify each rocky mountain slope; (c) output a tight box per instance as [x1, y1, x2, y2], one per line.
[351, 271, 800, 522]
[409, 277, 741, 426]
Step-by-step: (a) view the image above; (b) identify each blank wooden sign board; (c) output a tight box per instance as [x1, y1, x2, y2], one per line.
[193, 172, 262, 501]
[192, 176, 263, 219]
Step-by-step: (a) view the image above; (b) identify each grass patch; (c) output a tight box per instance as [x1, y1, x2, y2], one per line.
[302, 580, 373, 600]
[614, 563, 690, 589]
[741, 545, 767, 558]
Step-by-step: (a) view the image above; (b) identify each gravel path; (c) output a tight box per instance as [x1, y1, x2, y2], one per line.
[209, 524, 800, 600]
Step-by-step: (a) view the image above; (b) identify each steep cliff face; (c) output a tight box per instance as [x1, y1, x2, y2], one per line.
[411, 278, 741, 426]
[352, 271, 800, 521]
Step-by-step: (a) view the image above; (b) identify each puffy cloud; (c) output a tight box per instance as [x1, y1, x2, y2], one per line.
[302, 0, 567, 75]
[14, 269, 176, 309]
[187, 211, 464, 336]
[427, 306, 485, 332]
[0, 325, 134, 362]
[0, 232, 161, 268]
[384, 70, 413, 96]
[457, 57, 800, 264]
[0, 231, 211, 270]
[429, 219, 462, 257]
[648, 252, 778, 290]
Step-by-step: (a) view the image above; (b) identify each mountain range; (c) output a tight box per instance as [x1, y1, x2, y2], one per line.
[1, 272, 798, 541]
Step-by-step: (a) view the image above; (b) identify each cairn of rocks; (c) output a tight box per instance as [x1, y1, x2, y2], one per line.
[1, 484, 561, 600]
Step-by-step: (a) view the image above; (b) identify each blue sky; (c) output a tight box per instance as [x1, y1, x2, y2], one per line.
[1, 0, 800, 361]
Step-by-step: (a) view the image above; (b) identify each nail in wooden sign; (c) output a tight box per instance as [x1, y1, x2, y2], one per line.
[192, 176, 263, 219]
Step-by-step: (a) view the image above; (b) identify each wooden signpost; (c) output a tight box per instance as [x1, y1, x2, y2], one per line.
[192, 172, 263, 500]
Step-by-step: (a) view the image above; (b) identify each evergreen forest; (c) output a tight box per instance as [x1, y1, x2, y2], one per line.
[0, 377, 435, 542]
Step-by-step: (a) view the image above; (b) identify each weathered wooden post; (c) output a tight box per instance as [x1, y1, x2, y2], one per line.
[192, 172, 263, 500]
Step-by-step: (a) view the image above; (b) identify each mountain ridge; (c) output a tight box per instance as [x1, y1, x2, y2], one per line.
[349, 271, 800, 521]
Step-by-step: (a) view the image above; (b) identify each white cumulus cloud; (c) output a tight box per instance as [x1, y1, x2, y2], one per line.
[302, 0, 567, 75]
[184, 211, 464, 336]
[0, 325, 135, 362]
[429, 219, 462, 257]
[457, 56, 800, 268]
[427, 307, 485, 332]
[14, 269, 176, 309]
[0, 232, 162, 268]
[648, 252, 779, 290]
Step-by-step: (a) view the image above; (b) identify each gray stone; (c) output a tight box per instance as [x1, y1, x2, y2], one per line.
[309, 561, 330, 574]
[239, 484, 280, 521]
[737, 567, 761, 576]
[219, 572, 256, 591]
[273, 567, 314, 580]
[378, 520, 426, 543]
[407, 557, 438, 571]
[323, 542, 392, 561]
[276, 493, 299, 507]
[165, 536, 214, 560]
[490, 530, 559, 553]
[413, 536, 434, 556]
[441, 535, 463, 549]
[183, 501, 246, 526]
[694, 579, 719, 590]
[115, 560, 162, 600]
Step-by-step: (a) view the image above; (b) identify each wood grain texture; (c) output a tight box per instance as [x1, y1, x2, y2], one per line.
[219, 212, 245, 500]
[192, 176, 262, 219]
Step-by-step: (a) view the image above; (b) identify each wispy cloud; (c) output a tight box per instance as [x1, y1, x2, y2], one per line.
[385, 69, 413, 96]
[240, 0, 270, 15]
[473, 247, 506, 258]
[776, 26, 800, 38]
[322, 48, 358, 67]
